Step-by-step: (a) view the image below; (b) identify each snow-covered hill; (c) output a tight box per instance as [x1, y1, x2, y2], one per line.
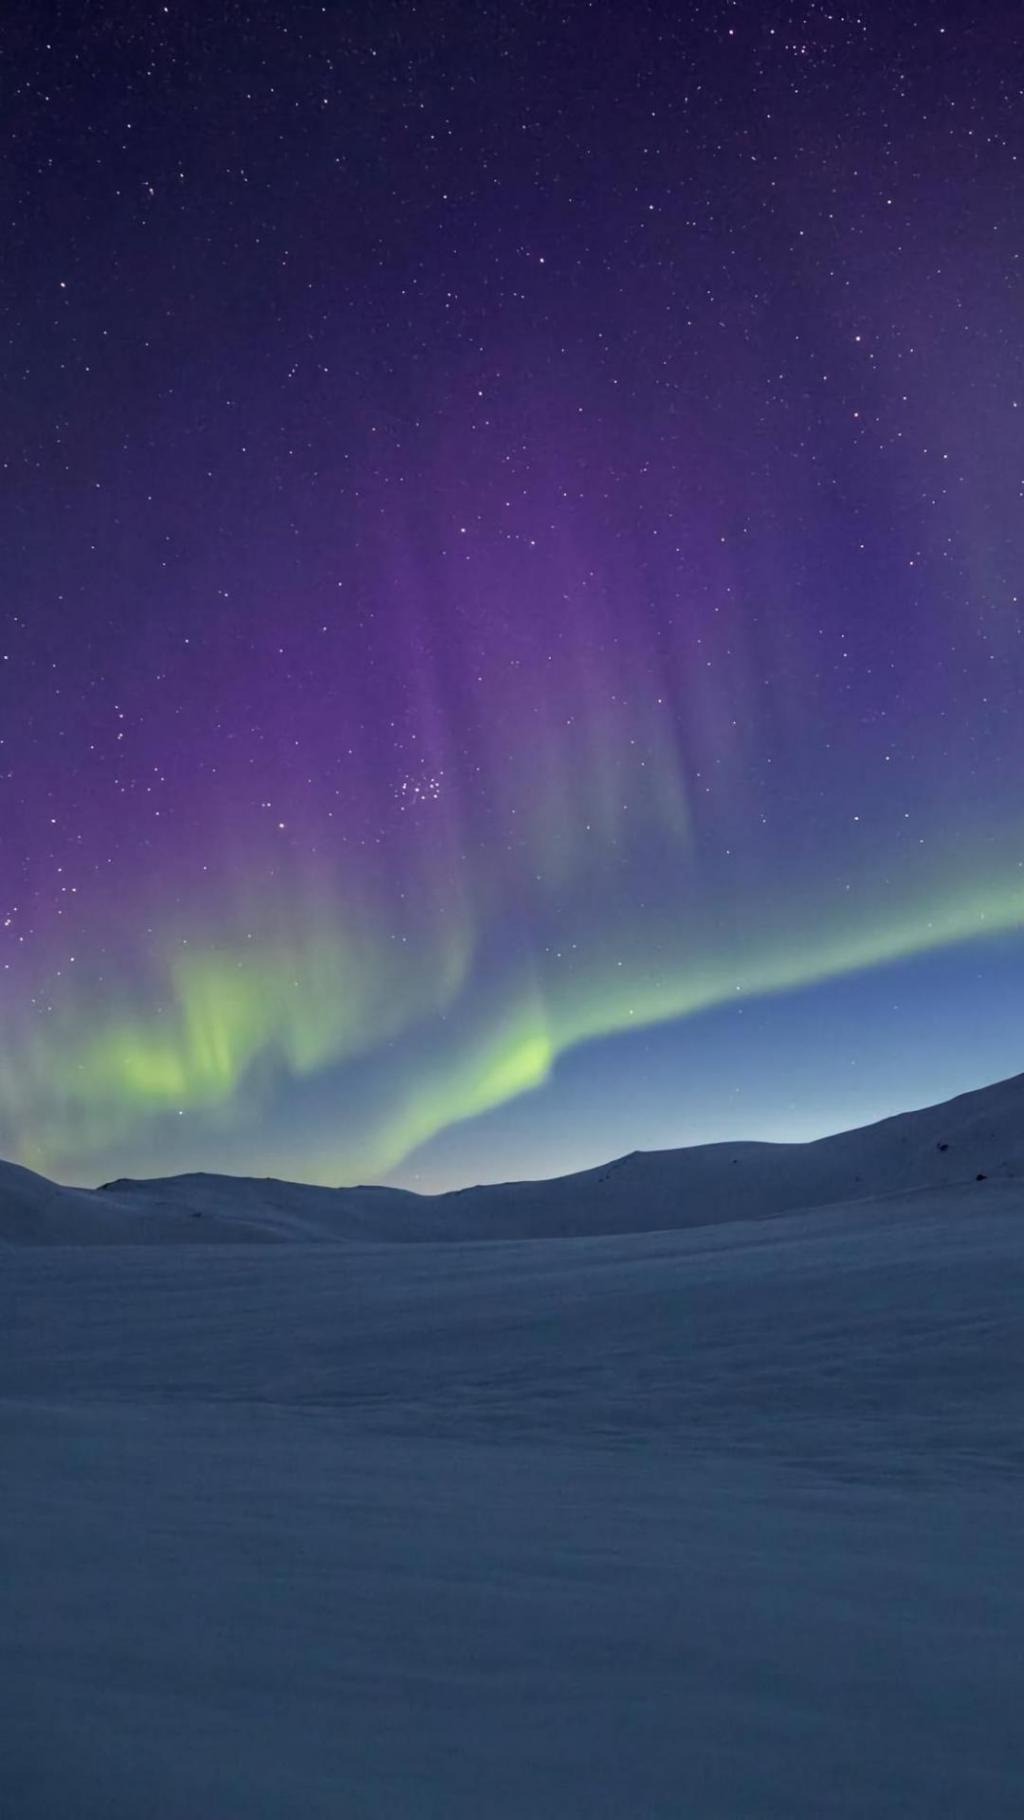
[4, 1070, 1024, 1815]
[4, 1068, 1024, 1244]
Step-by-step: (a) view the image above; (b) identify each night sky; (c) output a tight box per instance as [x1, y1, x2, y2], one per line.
[2, 2, 1022, 1190]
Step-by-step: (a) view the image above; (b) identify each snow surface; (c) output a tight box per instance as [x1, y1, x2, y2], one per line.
[3, 1077, 1024, 1815]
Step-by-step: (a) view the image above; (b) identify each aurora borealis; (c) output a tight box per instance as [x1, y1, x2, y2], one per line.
[2, 2, 1022, 1189]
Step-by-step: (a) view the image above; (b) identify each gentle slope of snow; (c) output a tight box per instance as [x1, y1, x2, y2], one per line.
[4, 1067, 1024, 1243]
[3, 1075, 1023, 1814]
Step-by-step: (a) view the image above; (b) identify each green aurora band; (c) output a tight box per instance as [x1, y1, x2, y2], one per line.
[5, 832, 1022, 1184]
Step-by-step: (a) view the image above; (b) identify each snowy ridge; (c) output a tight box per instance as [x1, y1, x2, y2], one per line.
[3, 1067, 1024, 1244]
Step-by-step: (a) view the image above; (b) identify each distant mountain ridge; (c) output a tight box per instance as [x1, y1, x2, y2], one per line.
[3, 1070, 1023, 1245]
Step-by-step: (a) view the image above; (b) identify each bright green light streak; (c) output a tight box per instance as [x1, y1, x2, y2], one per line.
[5, 852, 1023, 1183]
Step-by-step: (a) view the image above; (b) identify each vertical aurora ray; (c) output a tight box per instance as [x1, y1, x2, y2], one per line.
[1, 5, 1022, 1185]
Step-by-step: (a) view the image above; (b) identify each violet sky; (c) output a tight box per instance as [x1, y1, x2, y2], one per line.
[2, 1, 1022, 1188]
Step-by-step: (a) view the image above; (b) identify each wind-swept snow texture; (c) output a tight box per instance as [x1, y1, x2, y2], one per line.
[3, 1076, 1024, 1816]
